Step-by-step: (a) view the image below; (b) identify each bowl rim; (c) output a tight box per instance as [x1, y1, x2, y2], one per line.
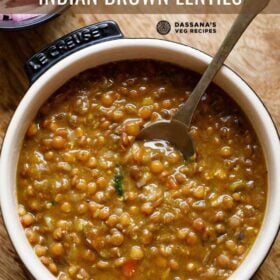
[0, 38, 279, 280]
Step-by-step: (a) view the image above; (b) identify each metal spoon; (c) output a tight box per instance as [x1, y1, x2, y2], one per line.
[137, 0, 271, 159]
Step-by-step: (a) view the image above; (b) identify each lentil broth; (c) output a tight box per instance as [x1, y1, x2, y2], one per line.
[17, 60, 267, 280]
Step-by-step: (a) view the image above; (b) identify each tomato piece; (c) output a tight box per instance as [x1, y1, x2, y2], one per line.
[122, 260, 137, 278]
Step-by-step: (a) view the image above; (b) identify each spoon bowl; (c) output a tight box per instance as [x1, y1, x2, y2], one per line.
[137, 120, 195, 159]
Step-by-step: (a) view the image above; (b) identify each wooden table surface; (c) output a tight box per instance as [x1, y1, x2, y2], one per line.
[0, 8, 279, 280]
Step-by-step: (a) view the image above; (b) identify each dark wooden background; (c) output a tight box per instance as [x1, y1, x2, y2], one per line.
[0, 8, 279, 280]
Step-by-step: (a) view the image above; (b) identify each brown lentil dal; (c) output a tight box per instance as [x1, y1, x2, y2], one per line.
[17, 60, 267, 280]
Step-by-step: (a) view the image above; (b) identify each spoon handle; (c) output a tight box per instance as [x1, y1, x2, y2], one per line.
[173, 0, 271, 126]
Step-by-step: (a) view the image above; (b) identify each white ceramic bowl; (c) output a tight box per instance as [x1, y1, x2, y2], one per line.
[1, 22, 280, 280]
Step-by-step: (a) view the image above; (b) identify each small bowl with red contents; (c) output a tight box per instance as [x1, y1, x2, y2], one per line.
[0, 1, 67, 30]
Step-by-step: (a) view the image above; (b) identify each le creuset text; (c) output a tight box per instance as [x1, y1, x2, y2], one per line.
[27, 27, 102, 73]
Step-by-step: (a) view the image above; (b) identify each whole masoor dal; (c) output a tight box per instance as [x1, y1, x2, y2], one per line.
[17, 60, 267, 280]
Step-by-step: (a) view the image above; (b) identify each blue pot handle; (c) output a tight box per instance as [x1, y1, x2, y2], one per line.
[25, 21, 124, 84]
